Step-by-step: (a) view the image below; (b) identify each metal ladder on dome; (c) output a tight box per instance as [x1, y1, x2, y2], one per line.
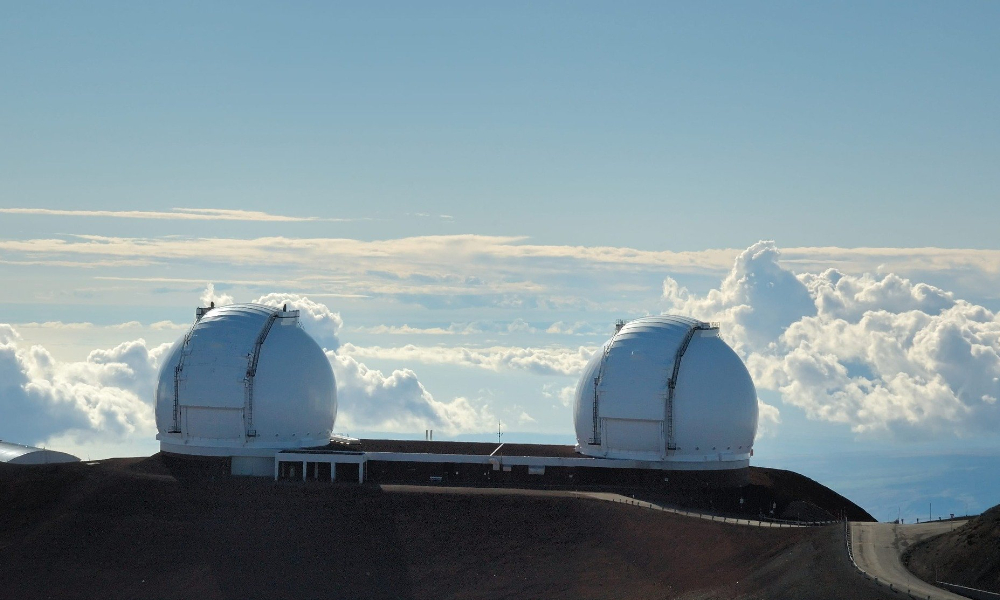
[169, 320, 200, 433]
[243, 310, 281, 438]
[589, 321, 625, 446]
[590, 368, 603, 445]
[664, 321, 717, 451]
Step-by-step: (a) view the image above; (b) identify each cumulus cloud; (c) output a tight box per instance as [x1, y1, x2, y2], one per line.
[150, 320, 187, 330]
[545, 321, 606, 336]
[542, 383, 577, 408]
[0, 292, 504, 451]
[243, 295, 585, 433]
[0, 324, 168, 451]
[665, 241, 1000, 439]
[194, 290, 491, 435]
[200, 283, 234, 307]
[248, 292, 494, 434]
[340, 343, 596, 377]
[327, 351, 494, 435]
[253, 292, 343, 350]
[800, 270, 955, 322]
[756, 399, 781, 439]
[663, 241, 816, 353]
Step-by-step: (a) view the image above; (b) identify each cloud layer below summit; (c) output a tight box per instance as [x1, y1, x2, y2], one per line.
[663, 241, 1000, 439]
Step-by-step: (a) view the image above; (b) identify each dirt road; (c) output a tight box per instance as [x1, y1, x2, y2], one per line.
[849, 520, 968, 600]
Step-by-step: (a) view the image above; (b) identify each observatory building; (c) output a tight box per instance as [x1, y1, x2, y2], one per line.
[573, 316, 758, 470]
[155, 308, 757, 487]
[155, 303, 337, 476]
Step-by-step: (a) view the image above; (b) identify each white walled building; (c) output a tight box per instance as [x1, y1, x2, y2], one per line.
[153, 308, 757, 485]
[572, 316, 758, 470]
[154, 303, 337, 476]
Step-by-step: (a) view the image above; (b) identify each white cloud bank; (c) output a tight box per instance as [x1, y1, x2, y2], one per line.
[8, 244, 996, 456]
[247, 292, 494, 434]
[252, 292, 344, 351]
[663, 241, 1000, 439]
[542, 383, 577, 408]
[8, 234, 1000, 316]
[0, 324, 167, 453]
[340, 343, 595, 377]
[328, 352, 494, 436]
[246, 289, 495, 434]
[0, 290, 503, 455]
[5, 234, 1000, 279]
[353, 319, 550, 336]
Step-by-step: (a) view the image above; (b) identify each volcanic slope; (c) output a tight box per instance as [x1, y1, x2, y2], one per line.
[627, 466, 874, 523]
[905, 503, 1000, 593]
[0, 455, 892, 600]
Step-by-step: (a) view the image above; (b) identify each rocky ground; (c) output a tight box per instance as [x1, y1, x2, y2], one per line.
[0, 454, 893, 600]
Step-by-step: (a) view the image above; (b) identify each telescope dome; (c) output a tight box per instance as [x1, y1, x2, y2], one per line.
[573, 316, 757, 469]
[155, 303, 336, 457]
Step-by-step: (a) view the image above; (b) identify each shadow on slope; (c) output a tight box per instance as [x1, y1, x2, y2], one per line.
[0, 456, 413, 599]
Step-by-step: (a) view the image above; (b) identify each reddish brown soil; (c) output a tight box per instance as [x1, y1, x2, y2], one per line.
[905, 503, 1000, 593]
[0, 455, 893, 600]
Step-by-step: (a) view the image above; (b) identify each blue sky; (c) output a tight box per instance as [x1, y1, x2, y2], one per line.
[1, 2, 999, 523]
[4, 2, 999, 248]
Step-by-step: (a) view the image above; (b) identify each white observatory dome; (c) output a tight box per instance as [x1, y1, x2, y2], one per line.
[155, 303, 337, 457]
[573, 316, 758, 469]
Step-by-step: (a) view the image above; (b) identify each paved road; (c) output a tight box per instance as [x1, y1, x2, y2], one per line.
[381, 484, 817, 528]
[849, 521, 968, 600]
